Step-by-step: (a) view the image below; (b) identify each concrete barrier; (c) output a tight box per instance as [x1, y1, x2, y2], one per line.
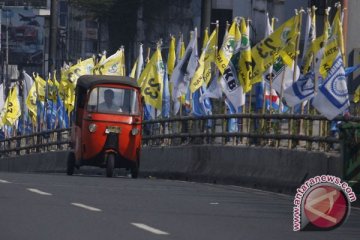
[0, 151, 70, 173]
[140, 146, 343, 193]
[0, 146, 344, 195]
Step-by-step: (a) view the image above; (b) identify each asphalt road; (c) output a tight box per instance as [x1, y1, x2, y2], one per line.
[0, 172, 359, 240]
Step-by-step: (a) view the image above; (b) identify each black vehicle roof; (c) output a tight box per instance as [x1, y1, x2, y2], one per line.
[76, 75, 139, 89]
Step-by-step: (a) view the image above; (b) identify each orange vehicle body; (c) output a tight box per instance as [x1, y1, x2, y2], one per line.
[68, 75, 142, 178]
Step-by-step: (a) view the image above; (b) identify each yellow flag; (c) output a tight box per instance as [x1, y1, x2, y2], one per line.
[78, 57, 95, 75]
[302, 9, 330, 74]
[251, 14, 300, 84]
[120, 48, 126, 76]
[47, 73, 59, 102]
[319, 7, 343, 78]
[34, 73, 47, 102]
[63, 57, 95, 88]
[137, 59, 151, 88]
[354, 85, 360, 103]
[140, 48, 164, 110]
[302, 36, 324, 74]
[94, 49, 126, 76]
[93, 53, 107, 75]
[202, 28, 209, 49]
[319, 39, 339, 78]
[238, 18, 252, 92]
[130, 59, 138, 78]
[2, 86, 21, 126]
[180, 41, 185, 59]
[216, 20, 241, 74]
[26, 83, 37, 124]
[59, 78, 76, 114]
[167, 36, 176, 77]
[331, 7, 344, 60]
[59, 68, 76, 114]
[190, 28, 218, 93]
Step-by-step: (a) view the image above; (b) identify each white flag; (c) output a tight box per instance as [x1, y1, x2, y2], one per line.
[23, 71, 34, 113]
[312, 54, 350, 120]
[171, 29, 198, 114]
[200, 70, 222, 102]
[136, 44, 144, 80]
[0, 84, 5, 127]
[220, 63, 245, 113]
[272, 61, 300, 94]
[283, 72, 315, 107]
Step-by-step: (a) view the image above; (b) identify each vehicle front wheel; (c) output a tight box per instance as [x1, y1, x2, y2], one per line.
[130, 160, 139, 179]
[66, 152, 75, 176]
[106, 154, 115, 178]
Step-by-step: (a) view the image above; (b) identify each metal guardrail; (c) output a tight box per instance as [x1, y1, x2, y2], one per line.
[1, 114, 359, 157]
[0, 128, 71, 157]
[142, 113, 360, 151]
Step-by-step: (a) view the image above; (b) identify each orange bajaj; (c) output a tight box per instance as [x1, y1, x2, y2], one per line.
[68, 75, 142, 178]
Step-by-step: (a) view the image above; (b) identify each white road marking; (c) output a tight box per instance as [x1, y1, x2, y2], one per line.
[71, 203, 102, 212]
[27, 188, 52, 196]
[131, 223, 169, 235]
[210, 202, 219, 205]
[0, 179, 11, 183]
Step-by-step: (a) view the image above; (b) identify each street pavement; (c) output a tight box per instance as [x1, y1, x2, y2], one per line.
[0, 172, 359, 240]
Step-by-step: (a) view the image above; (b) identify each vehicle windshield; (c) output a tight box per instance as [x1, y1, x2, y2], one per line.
[87, 87, 139, 115]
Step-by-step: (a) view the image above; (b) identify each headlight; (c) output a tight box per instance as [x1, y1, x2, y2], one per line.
[89, 123, 97, 133]
[131, 128, 139, 136]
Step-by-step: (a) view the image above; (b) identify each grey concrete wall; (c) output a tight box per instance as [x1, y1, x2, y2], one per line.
[140, 146, 342, 193]
[0, 151, 69, 173]
[0, 146, 343, 195]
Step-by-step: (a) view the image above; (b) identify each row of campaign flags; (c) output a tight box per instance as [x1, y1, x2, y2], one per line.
[134, 3, 360, 123]
[1, 3, 360, 138]
[0, 48, 127, 137]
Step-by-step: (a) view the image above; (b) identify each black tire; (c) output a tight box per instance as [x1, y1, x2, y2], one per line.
[130, 160, 139, 179]
[66, 152, 75, 176]
[106, 154, 115, 178]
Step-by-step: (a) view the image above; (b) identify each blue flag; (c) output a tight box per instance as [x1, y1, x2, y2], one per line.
[57, 95, 69, 128]
[225, 99, 238, 133]
[36, 100, 45, 130]
[162, 65, 170, 118]
[46, 100, 57, 130]
[283, 72, 315, 108]
[312, 54, 350, 120]
[345, 64, 360, 76]
[192, 86, 212, 117]
[17, 115, 33, 135]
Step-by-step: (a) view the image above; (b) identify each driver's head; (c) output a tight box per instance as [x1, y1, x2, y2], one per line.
[104, 89, 114, 104]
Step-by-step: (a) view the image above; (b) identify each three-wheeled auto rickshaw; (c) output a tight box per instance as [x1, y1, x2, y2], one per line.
[67, 75, 142, 178]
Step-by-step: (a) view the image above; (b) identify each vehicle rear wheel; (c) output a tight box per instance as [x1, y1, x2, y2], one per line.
[106, 154, 115, 178]
[66, 152, 75, 176]
[130, 160, 139, 179]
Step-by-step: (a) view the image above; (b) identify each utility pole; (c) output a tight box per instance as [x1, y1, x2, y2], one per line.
[49, 0, 58, 73]
[201, 0, 212, 32]
[0, 5, 3, 99]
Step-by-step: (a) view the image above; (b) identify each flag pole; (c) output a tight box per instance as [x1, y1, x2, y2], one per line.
[306, 6, 317, 149]
[222, 21, 230, 144]
[268, 17, 276, 114]
[267, 17, 278, 145]
[317, 7, 331, 150]
[245, 18, 253, 145]
[237, 17, 246, 145]
[288, 9, 303, 149]
[22, 74, 27, 136]
[260, 15, 275, 133]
